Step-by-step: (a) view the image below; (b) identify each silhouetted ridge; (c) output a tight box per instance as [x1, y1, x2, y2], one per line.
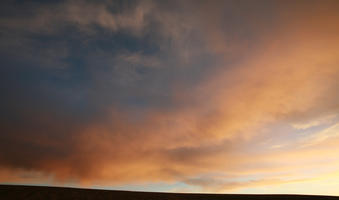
[1, 185, 338, 200]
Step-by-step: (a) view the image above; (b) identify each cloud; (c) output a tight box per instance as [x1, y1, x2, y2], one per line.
[185, 177, 311, 193]
[0, 0, 339, 194]
[291, 114, 337, 130]
[0, 0, 153, 34]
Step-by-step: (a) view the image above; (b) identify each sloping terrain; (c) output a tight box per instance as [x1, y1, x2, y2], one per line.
[0, 185, 338, 200]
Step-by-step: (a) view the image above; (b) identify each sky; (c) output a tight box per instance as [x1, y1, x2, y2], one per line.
[0, 0, 339, 195]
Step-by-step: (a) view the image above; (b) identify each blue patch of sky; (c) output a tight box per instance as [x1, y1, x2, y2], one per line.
[92, 181, 200, 193]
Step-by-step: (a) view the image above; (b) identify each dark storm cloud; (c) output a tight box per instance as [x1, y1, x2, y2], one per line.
[0, 0, 219, 182]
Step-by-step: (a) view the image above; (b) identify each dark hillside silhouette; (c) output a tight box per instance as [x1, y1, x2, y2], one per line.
[1, 185, 338, 200]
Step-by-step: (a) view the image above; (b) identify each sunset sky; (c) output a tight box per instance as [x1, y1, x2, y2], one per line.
[1, 0, 339, 195]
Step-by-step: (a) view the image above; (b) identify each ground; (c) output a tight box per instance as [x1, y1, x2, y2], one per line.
[0, 185, 338, 200]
